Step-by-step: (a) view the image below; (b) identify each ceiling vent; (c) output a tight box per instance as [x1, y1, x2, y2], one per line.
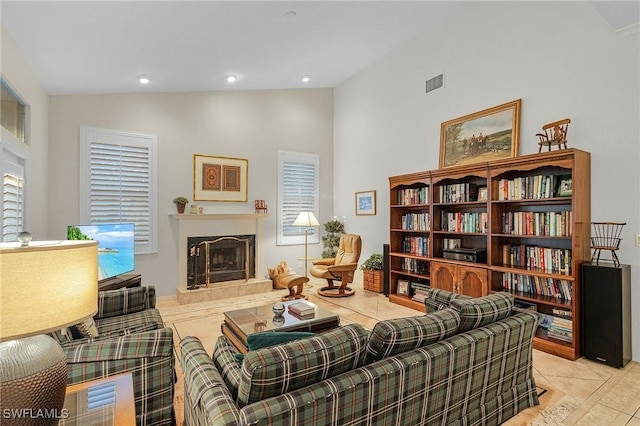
[425, 73, 444, 93]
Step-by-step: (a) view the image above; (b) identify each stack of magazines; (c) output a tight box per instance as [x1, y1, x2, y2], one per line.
[288, 301, 315, 319]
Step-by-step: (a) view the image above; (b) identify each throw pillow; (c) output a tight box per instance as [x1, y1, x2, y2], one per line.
[70, 317, 99, 339]
[450, 292, 514, 332]
[365, 308, 460, 363]
[237, 324, 369, 407]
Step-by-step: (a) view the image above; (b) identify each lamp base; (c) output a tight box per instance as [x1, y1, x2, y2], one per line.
[0, 335, 67, 425]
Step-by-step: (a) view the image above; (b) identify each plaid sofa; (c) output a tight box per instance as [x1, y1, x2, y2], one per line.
[50, 286, 175, 426]
[180, 291, 540, 426]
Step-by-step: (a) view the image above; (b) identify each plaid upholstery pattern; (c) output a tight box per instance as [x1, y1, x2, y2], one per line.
[96, 308, 164, 334]
[97, 286, 156, 319]
[237, 324, 368, 407]
[180, 336, 241, 426]
[182, 310, 540, 426]
[450, 292, 514, 332]
[423, 287, 472, 312]
[213, 335, 242, 399]
[66, 328, 175, 426]
[364, 308, 460, 363]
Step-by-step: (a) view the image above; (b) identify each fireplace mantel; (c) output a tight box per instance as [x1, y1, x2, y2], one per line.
[170, 213, 269, 299]
[169, 213, 268, 221]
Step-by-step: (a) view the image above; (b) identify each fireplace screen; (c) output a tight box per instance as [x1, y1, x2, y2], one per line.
[187, 235, 255, 289]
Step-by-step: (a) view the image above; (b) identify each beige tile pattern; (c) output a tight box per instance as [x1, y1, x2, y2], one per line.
[157, 275, 639, 426]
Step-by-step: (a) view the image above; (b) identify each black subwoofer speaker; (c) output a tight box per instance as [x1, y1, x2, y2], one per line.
[581, 262, 631, 368]
[383, 244, 390, 296]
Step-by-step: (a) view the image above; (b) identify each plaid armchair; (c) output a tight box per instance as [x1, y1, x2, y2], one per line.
[50, 286, 175, 426]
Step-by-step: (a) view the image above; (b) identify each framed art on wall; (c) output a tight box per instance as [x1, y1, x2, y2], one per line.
[355, 190, 376, 216]
[193, 154, 248, 202]
[439, 99, 521, 168]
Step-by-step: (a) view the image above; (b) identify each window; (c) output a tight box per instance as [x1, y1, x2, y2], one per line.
[1, 80, 28, 144]
[79, 126, 158, 254]
[277, 150, 319, 246]
[2, 155, 25, 242]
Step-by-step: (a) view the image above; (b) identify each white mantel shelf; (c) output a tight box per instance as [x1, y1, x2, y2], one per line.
[169, 213, 269, 221]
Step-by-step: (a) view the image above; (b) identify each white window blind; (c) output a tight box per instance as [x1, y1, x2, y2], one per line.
[277, 150, 319, 246]
[2, 159, 24, 242]
[80, 127, 158, 254]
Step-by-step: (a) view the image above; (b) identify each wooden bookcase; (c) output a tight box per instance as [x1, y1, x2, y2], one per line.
[388, 149, 590, 360]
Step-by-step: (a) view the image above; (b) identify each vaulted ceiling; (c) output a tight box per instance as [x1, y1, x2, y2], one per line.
[2, 1, 638, 95]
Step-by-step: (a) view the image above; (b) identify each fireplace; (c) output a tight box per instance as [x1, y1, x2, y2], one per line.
[187, 234, 255, 289]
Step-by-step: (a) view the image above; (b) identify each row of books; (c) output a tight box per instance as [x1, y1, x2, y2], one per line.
[403, 236, 429, 257]
[401, 212, 430, 231]
[501, 211, 572, 237]
[546, 314, 573, 343]
[401, 258, 429, 275]
[440, 211, 488, 233]
[438, 183, 478, 203]
[397, 186, 429, 206]
[501, 272, 573, 300]
[502, 244, 572, 275]
[497, 174, 569, 200]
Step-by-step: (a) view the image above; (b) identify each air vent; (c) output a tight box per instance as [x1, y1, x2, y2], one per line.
[425, 73, 444, 93]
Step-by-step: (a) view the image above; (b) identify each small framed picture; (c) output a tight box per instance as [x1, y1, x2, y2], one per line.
[355, 190, 376, 216]
[397, 279, 409, 295]
[478, 187, 488, 201]
[557, 177, 572, 197]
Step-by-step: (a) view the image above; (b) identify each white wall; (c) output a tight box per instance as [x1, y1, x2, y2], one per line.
[48, 89, 334, 296]
[0, 26, 50, 238]
[334, 1, 640, 359]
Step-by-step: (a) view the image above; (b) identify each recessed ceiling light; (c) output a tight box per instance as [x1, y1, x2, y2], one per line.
[302, 75, 311, 83]
[226, 75, 237, 83]
[137, 75, 150, 85]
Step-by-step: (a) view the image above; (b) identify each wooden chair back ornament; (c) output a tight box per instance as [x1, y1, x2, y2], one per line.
[537, 118, 570, 152]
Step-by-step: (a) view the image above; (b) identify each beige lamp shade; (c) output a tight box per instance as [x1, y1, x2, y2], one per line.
[293, 211, 319, 227]
[0, 240, 98, 341]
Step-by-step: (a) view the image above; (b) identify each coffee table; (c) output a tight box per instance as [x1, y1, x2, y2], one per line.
[221, 300, 340, 353]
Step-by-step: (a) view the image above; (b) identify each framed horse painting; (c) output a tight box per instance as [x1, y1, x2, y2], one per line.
[439, 99, 521, 168]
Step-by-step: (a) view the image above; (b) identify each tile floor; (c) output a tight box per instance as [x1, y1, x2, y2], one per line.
[157, 273, 640, 426]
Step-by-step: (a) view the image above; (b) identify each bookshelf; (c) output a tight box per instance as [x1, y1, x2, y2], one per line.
[387, 149, 590, 359]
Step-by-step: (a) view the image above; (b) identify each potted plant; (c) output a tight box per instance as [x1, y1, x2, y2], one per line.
[360, 253, 384, 293]
[321, 218, 345, 258]
[173, 196, 188, 214]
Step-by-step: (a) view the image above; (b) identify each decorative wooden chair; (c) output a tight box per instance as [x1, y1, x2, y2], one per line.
[255, 199, 268, 214]
[537, 118, 570, 152]
[311, 234, 362, 298]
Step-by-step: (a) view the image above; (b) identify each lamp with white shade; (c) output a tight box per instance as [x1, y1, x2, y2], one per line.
[292, 212, 320, 277]
[0, 239, 98, 424]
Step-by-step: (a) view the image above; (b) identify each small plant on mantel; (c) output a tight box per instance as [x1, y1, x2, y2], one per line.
[173, 196, 189, 214]
[360, 253, 384, 293]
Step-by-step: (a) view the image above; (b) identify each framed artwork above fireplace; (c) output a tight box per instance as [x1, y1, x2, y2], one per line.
[194, 154, 248, 202]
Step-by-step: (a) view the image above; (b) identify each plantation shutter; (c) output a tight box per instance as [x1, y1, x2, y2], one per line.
[2, 159, 24, 242]
[277, 151, 319, 245]
[80, 127, 158, 254]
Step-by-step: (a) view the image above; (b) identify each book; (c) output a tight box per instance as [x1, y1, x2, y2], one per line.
[288, 301, 315, 316]
[289, 310, 315, 320]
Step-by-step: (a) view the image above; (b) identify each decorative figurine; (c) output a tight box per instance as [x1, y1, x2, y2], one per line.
[537, 118, 570, 152]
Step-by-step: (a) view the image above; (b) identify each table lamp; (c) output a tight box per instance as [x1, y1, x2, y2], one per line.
[0, 238, 98, 425]
[292, 211, 319, 277]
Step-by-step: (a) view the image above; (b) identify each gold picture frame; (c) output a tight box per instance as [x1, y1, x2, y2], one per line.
[439, 99, 521, 168]
[193, 154, 248, 202]
[355, 190, 376, 216]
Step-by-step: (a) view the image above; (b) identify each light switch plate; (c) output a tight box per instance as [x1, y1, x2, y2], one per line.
[636, 234, 640, 247]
